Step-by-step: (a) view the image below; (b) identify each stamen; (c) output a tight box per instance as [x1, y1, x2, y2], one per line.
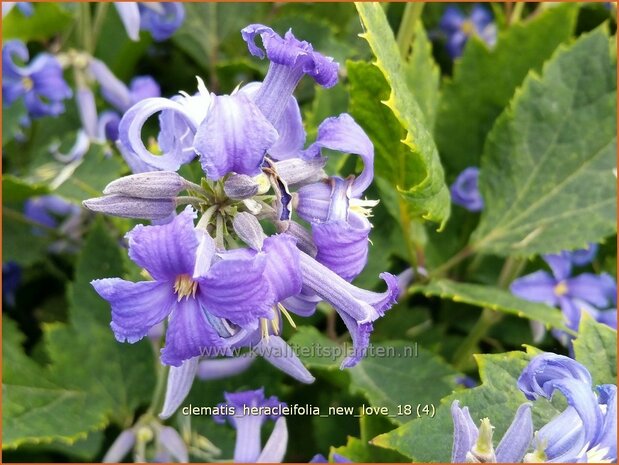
[271, 316, 280, 335]
[173, 274, 198, 301]
[349, 197, 379, 218]
[553, 281, 568, 297]
[21, 77, 34, 91]
[460, 19, 475, 35]
[278, 303, 297, 329]
[260, 318, 270, 340]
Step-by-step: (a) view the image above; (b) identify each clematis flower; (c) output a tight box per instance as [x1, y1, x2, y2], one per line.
[103, 423, 188, 463]
[566, 243, 599, 266]
[91, 207, 274, 366]
[439, 4, 497, 58]
[450, 167, 483, 212]
[114, 2, 185, 42]
[2, 262, 21, 307]
[24, 195, 83, 253]
[510, 253, 616, 332]
[214, 388, 288, 463]
[450, 400, 533, 463]
[518, 353, 617, 462]
[2, 40, 72, 118]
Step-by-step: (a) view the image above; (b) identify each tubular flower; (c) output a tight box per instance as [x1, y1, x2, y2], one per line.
[91, 207, 274, 366]
[439, 4, 497, 58]
[511, 252, 617, 333]
[114, 2, 185, 42]
[518, 353, 616, 462]
[450, 167, 483, 212]
[2, 40, 72, 118]
[214, 388, 288, 463]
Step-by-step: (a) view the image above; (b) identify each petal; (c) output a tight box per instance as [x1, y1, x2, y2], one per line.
[254, 335, 314, 383]
[496, 403, 533, 462]
[256, 417, 288, 463]
[193, 229, 217, 279]
[129, 75, 161, 104]
[451, 167, 483, 212]
[440, 6, 465, 33]
[339, 312, 373, 369]
[510, 271, 558, 306]
[233, 414, 264, 462]
[158, 426, 189, 463]
[263, 235, 303, 302]
[76, 87, 98, 139]
[91, 279, 175, 343]
[595, 384, 617, 460]
[138, 2, 185, 42]
[273, 156, 326, 187]
[535, 406, 586, 462]
[232, 212, 266, 251]
[196, 355, 255, 380]
[102, 429, 136, 463]
[305, 114, 374, 196]
[88, 58, 131, 111]
[296, 181, 333, 223]
[569, 243, 599, 266]
[126, 206, 198, 281]
[543, 253, 573, 281]
[567, 273, 613, 307]
[312, 213, 371, 282]
[160, 297, 225, 366]
[194, 93, 278, 180]
[159, 356, 198, 419]
[450, 400, 478, 463]
[197, 253, 274, 327]
[114, 2, 141, 41]
[281, 287, 321, 317]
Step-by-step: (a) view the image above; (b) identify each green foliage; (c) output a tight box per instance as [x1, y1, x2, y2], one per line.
[434, 4, 578, 175]
[472, 27, 617, 256]
[354, 2, 450, 227]
[2, 3, 74, 42]
[3, 222, 155, 449]
[413, 279, 572, 333]
[573, 314, 617, 386]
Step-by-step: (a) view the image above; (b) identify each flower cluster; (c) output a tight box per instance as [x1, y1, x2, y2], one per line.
[451, 353, 617, 463]
[86, 24, 398, 419]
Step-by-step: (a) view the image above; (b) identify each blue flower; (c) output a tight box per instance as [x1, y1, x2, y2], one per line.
[2, 40, 72, 118]
[450, 400, 533, 462]
[2, 262, 21, 307]
[214, 388, 288, 463]
[103, 424, 188, 463]
[518, 353, 616, 462]
[450, 167, 483, 212]
[310, 453, 352, 463]
[114, 2, 185, 42]
[510, 252, 616, 332]
[2, 2, 33, 17]
[439, 4, 497, 58]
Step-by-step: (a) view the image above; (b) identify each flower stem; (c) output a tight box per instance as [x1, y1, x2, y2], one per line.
[91, 2, 110, 49]
[147, 362, 169, 417]
[429, 245, 475, 278]
[78, 3, 93, 53]
[396, 2, 425, 58]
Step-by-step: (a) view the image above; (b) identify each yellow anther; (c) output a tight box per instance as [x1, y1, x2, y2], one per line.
[173, 274, 198, 301]
[460, 20, 475, 35]
[22, 77, 34, 91]
[554, 281, 568, 296]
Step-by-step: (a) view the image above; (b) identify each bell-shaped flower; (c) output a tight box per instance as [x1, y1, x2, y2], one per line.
[517, 353, 616, 462]
[214, 388, 288, 463]
[2, 40, 72, 118]
[450, 167, 483, 212]
[450, 400, 533, 463]
[439, 4, 497, 58]
[91, 206, 275, 366]
[139, 3, 185, 41]
[103, 423, 188, 463]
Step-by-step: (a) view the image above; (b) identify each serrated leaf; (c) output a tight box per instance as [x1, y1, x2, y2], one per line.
[372, 351, 562, 461]
[472, 28, 617, 256]
[287, 326, 346, 370]
[348, 341, 460, 425]
[354, 3, 450, 227]
[3, 222, 155, 449]
[435, 4, 578, 175]
[573, 313, 617, 386]
[414, 279, 573, 334]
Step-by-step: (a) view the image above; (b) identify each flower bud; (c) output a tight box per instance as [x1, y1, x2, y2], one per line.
[83, 195, 175, 220]
[233, 212, 266, 250]
[224, 173, 260, 199]
[274, 157, 326, 186]
[103, 171, 187, 199]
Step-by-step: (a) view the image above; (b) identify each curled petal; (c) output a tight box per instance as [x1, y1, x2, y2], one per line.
[254, 335, 314, 383]
[256, 417, 288, 463]
[139, 2, 185, 42]
[126, 206, 198, 281]
[535, 406, 586, 461]
[596, 384, 617, 460]
[517, 353, 592, 400]
[339, 312, 373, 369]
[91, 279, 176, 343]
[118, 97, 199, 172]
[52, 129, 91, 164]
[160, 357, 198, 419]
[450, 167, 483, 212]
[194, 93, 277, 180]
[114, 2, 141, 41]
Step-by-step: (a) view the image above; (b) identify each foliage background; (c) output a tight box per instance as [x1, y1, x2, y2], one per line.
[2, 2, 617, 462]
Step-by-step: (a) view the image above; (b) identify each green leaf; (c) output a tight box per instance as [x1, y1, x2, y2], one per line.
[372, 351, 561, 461]
[573, 313, 617, 386]
[353, 3, 450, 227]
[2, 3, 74, 41]
[3, 222, 155, 449]
[348, 341, 460, 425]
[413, 279, 573, 334]
[472, 27, 617, 256]
[287, 326, 346, 371]
[434, 4, 578, 175]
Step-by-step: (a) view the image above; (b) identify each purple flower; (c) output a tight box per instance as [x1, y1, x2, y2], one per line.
[439, 4, 496, 58]
[450, 400, 533, 463]
[310, 453, 352, 463]
[450, 167, 483, 212]
[214, 388, 288, 462]
[2, 2, 33, 17]
[3, 262, 21, 306]
[91, 207, 275, 366]
[24, 195, 83, 253]
[102, 424, 188, 463]
[510, 253, 616, 332]
[518, 353, 616, 462]
[2, 40, 72, 118]
[568, 243, 599, 266]
[139, 3, 185, 41]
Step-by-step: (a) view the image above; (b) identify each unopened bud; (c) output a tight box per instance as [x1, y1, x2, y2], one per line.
[103, 171, 187, 199]
[83, 195, 175, 220]
[274, 157, 326, 186]
[224, 174, 259, 199]
[233, 212, 266, 250]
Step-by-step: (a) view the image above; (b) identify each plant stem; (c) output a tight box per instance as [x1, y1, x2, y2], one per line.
[78, 3, 93, 53]
[429, 245, 474, 278]
[91, 2, 110, 49]
[508, 1, 525, 25]
[396, 2, 425, 58]
[147, 363, 169, 416]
